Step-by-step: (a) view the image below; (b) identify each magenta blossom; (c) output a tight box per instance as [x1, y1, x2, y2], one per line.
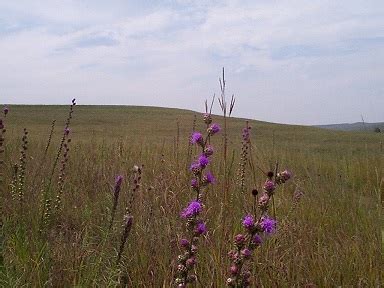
[263, 180, 276, 193]
[252, 234, 263, 246]
[242, 214, 255, 229]
[208, 123, 221, 135]
[190, 161, 200, 173]
[190, 131, 203, 145]
[198, 154, 209, 168]
[195, 221, 207, 235]
[203, 171, 215, 184]
[204, 145, 214, 157]
[260, 216, 277, 234]
[191, 178, 198, 189]
[181, 200, 202, 218]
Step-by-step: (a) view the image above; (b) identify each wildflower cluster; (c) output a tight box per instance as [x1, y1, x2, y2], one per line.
[175, 115, 220, 287]
[227, 170, 292, 287]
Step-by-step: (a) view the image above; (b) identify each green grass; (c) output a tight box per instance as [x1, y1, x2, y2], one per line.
[1, 104, 383, 287]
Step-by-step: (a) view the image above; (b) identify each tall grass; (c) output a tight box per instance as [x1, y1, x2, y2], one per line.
[0, 102, 382, 287]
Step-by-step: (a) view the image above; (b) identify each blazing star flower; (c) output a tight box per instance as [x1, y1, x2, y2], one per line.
[242, 214, 255, 230]
[115, 175, 123, 187]
[180, 238, 190, 248]
[242, 126, 250, 142]
[260, 216, 277, 234]
[241, 248, 251, 259]
[203, 171, 215, 184]
[181, 200, 202, 218]
[198, 154, 209, 168]
[186, 257, 196, 268]
[191, 178, 198, 189]
[203, 113, 212, 124]
[263, 180, 276, 193]
[190, 131, 203, 145]
[190, 161, 201, 174]
[204, 145, 214, 157]
[252, 234, 262, 246]
[208, 123, 221, 135]
[281, 170, 292, 181]
[195, 221, 207, 235]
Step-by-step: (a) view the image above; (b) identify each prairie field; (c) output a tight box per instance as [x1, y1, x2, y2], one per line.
[0, 104, 382, 287]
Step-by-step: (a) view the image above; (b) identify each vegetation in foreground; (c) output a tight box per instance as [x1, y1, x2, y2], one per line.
[0, 101, 382, 287]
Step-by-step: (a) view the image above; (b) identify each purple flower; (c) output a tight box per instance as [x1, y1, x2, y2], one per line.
[180, 238, 190, 248]
[208, 123, 221, 135]
[263, 180, 276, 193]
[198, 155, 209, 168]
[242, 126, 250, 142]
[195, 221, 207, 235]
[281, 170, 292, 181]
[203, 113, 212, 124]
[260, 216, 277, 234]
[204, 145, 214, 157]
[3, 106, 8, 116]
[181, 200, 202, 218]
[241, 248, 251, 259]
[189, 161, 200, 174]
[186, 257, 196, 268]
[242, 214, 255, 229]
[203, 171, 215, 184]
[190, 131, 203, 145]
[191, 178, 198, 189]
[115, 175, 123, 187]
[252, 234, 263, 246]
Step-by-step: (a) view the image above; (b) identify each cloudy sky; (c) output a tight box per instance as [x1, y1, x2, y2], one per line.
[1, 0, 383, 125]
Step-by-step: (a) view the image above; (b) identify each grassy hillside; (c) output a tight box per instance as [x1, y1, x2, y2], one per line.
[1, 104, 383, 287]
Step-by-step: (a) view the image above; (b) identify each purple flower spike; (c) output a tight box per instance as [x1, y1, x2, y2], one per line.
[198, 154, 209, 168]
[242, 214, 255, 230]
[281, 170, 292, 181]
[260, 216, 277, 234]
[180, 238, 190, 248]
[191, 178, 198, 189]
[181, 200, 202, 218]
[252, 234, 263, 246]
[203, 171, 215, 184]
[195, 221, 207, 235]
[264, 180, 276, 193]
[208, 123, 221, 135]
[204, 145, 214, 157]
[115, 175, 123, 187]
[190, 131, 203, 145]
[190, 161, 201, 174]
[3, 106, 9, 116]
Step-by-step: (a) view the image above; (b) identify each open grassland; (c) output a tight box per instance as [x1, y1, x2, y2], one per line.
[1, 105, 383, 287]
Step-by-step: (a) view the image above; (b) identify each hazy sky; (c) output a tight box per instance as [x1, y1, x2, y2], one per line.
[1, 1, 383, 125]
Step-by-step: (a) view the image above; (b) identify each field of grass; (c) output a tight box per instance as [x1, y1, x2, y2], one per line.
[1, 104, 382, 287]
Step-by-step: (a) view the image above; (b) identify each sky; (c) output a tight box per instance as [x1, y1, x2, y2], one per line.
[0, 0, 383, 125]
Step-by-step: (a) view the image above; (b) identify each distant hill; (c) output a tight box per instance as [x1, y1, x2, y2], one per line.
[315, 122, 384, 132]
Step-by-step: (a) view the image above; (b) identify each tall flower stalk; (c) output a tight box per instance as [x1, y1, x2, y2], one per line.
[174, 116, 221, 287]
[226, 170, 292, 287]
